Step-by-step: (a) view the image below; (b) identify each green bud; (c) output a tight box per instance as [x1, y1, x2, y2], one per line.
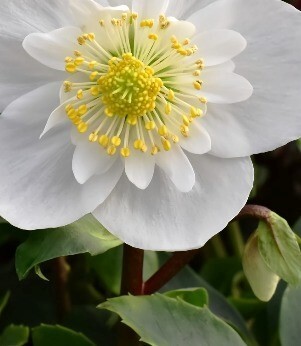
[243, 232, 280, 302]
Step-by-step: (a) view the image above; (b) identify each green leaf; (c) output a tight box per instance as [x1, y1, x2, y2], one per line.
[0, 291, 10, 317]
[34, 266, 49, 281]
[157, 253, 254, 343]
[280, 284, 301, 346]
[0, 325, 29, 346]
[164, 288, 209, 308]
[32, 324, 95, 346]
[257, 212, 301, 285]
[100, 294, 246, 346]
[15, 214, 122, 280]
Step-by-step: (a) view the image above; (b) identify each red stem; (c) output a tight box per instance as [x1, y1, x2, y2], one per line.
[53, 257, 71, 321]
[142, 249, 200, 295]
[235, 204, 271, 221]
[121, 244, 144, 295]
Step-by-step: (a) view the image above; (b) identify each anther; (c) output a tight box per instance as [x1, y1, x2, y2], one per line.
[148, 33, 158, 41]
[182, 115, 190, 126]
[65, 63, 77, 73]
[193, 81, 203, 90]
[162, 138, 171, 151]
[134, 139, 144, 150]
[165, 103, 172, 115]
[168, 90, 175, 101]
[77, 122, 88, 133]
[77, 90, 84, 100]
[158, 125, 168, 136]
[64, 81, 72, 92]
[151, 146, 159, 155]
[89, 133, 99, 142]
[145, 121, 156, 130]
[99, 135, 109, 147]
[111, 136, 122, 147]
[180, 125, 189, 137]
[121, 147, 130, 157]
[78, 105, 88, 116]
[107, 145, 117, 156]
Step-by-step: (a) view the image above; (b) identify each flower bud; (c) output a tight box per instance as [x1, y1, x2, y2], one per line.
[243, 232, 280, 302]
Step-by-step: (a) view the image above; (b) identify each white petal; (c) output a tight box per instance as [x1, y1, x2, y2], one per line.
[93, 154, 254, 251]
[206, 60, 235, 73]
[188, 0, 235, 33]
[194, 30, 246, 66]
[1, 82, 61, 124]
[40, 101, 69, 138]
[0, 39, 64, 111]
[132, 0, 169, 18]
[201, 71, 253, 104]
[165, 18, 196, 40]
[72, 142, 117, 184]
[70, 0, 104, 26]
[23, 27, 82, 71]
[0, 0, 75, 39]
[125, 151, 155, 189]
[166, 0, 213, 19]
[191, 0, 301, 156]
[0, 83, 123, 229]
[178, 122, 212, 155]
[70, 0, 128, 31]
[107, 0, 132, 7]
[156, 145, 195, 192]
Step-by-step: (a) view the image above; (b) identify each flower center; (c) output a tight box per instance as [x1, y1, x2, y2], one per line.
[63, 12, 207, 157]
[98, 54, 163, 119]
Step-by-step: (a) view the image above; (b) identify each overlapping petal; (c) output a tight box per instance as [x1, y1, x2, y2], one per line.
[125, 151, 155, 189]
[155, 145, 195, 192]
[189, 0, 301, 156]
[193, 30, 246, 67]
[132, 0, 169, 19]
[0, 83, 123, 229]
[72, 142, 117, 184]
[93, 154, 254, 251]
[23, 27, 82, 71]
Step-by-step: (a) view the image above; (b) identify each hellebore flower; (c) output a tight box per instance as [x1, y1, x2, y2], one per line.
[0, 0, 300, 251]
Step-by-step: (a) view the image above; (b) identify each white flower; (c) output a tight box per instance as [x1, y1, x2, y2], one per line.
[0, 0, 300, 251]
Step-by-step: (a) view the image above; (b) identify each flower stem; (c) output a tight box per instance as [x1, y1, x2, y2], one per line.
[228, 222, 244, 257]
[235, 204, 271, 221]
[52, 257, 71, 321]
[118, 244, 144, 346]
[142, 249, 200, 295]
[211, 234, 228, 258]
[121, 244, 144, 295]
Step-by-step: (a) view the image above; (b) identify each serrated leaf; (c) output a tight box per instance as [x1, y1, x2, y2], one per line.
[32, 324, 95, 346]
[0, 291, 10, 317]
[164, 288, 208, 308]
[257, 212, 301, 285]
[15, 214, 122, 280]
[280, 284, 301, 346]
[0, 325, 29, 346]
[100, 294, 246, 346]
